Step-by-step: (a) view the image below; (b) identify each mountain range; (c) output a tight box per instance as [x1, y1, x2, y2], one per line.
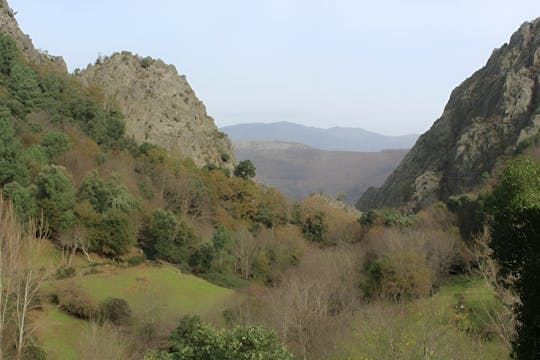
[221, 122, 419, 152]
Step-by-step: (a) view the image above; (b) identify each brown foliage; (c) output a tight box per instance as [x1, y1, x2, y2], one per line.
[55, 282, 98, 320]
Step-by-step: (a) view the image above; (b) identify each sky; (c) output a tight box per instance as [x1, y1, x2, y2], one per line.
[9, 1, 540, 135]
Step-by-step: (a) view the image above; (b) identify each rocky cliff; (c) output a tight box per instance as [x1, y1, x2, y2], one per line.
[77, 52, 235, 168]
[357, 18, 540, 212]
[0, 0, 66, 72]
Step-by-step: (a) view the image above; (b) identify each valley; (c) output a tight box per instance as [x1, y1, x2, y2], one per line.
[0, 1, 539, 359]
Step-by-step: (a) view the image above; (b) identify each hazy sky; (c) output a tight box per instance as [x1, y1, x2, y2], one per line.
[9, 1, 540, 135]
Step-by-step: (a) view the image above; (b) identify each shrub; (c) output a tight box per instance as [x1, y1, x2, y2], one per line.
[364, 253, 432, 301]
[127, 253, 146, 267]
[140, 56, 153, 69]
[55, 282, 97, 319]
[100, 297, 132, 326]
[55, 266, 76, 280]
[189, 244, 214, 273]
[233, 160, 256, 180]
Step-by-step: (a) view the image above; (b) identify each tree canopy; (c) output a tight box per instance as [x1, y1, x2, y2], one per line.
[487, 156, 540, 359]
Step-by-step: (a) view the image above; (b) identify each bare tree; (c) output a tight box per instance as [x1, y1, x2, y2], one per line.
[248, 248, 361, 359]
[59, 225, 91, 265]
[0, 194, 48, 359]
[233, 228, 260, 280]
[79, 322, 134, 360]
[472, 227, 517, 350]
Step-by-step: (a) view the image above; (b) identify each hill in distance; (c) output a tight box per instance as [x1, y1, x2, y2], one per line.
[234, 141, 408, 204]
[222, 121, 419, 152]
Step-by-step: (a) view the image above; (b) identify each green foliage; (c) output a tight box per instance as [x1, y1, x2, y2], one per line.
[254, 201, 273, 228]
[91, 208, 136, 257]
[78, 171, 139, 214]
[9, 63, 41, 108]
[153, 315, 293, 360]
[126, 253, 146, 267]
[292, 204, 327, 243]
[22, 145, 49, 169]
[211, 226, 234, 273]
[55, 266, 76, 280]
[40, 131, 72, 160]
[149, 208, 198, 264]
[486, 157, 540, 359]
[233, 160, 256, 180]
[36, 165, 76, 233]
[0, 33, 19, 76]
[359, 208, 415, 228]
[0, 113, 29, 186]
[0, 33, 126, 147]
[100, 297, 132, 326]
[3, 181, 37, 222]
[447, 194, 486, 242]
[189, 244, 214, 273]
[78, 171, 111, 213]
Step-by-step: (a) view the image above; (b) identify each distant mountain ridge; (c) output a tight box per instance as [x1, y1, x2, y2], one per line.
[221, 122, 419, 152]
[233, 140, 407, 204]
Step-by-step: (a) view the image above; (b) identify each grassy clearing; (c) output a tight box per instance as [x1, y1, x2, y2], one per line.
[342, 275, 509, 360]
[36, 256, 235, 359]
[33, 306, 86, 360]
[76, 263, 234, 318]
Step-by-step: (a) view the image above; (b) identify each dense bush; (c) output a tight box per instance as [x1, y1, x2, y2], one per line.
[146, 316, 293, 360]
[148, 208, 198, 264]
[55, 283, 98, 319]
[364, 253, 432, 301]
[35, 165, 76, 233]
[100, 297, 132, 326]
[486, 157, 540, 359]
[233, 160, 256, 180]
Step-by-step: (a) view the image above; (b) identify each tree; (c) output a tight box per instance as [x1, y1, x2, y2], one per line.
[35, 165, 76, 234]
[149, 208, 198, 264]
[0, 113, 28, 186]
[211, 226, 233, 273]
[0, 33, 19, 76]
[3, 182, 37, 222]
[92, 208, 135, 257]
[39, 131, 72, 160]
[147, 316, 293, 360]
[189, 244, 214, 273]
[486, 157, 540, 359]
[233, 228, 259, 280]
[233, 160, 256, 180]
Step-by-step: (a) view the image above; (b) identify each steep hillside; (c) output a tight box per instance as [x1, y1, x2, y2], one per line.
[234, 141, 407, 204]
[357, 18, 540, 211]
[0, 0, 66, 72]
[78, 52, 234, 168]
[222, 121, 418, 152]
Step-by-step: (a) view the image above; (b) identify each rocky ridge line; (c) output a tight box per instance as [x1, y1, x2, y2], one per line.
[357, 18, 540, 211]
[77, 52, 235, 169]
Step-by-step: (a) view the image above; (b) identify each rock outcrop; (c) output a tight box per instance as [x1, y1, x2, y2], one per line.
[357, 18, 540, 211]
[77, 52, 235, 168]
[0, 0, 66, 72]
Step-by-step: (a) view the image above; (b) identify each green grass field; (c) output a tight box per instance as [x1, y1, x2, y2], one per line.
[34, 306, 86, 360]
[76, 263, 234, 317]
[36, 261, 234, 359]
